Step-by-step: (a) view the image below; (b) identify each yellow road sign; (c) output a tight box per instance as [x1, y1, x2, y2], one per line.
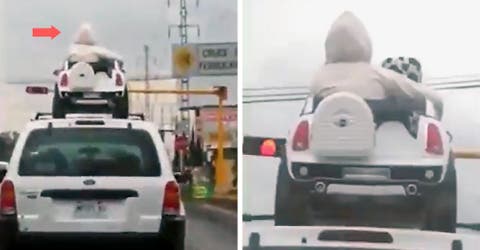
[172, 45, 196, 76]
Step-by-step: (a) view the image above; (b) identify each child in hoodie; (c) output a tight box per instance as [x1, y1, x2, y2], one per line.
[54, 24, 124, 77]
[310, 11, 443, 122]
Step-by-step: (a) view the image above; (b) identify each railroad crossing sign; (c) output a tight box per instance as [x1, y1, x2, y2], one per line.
[172, 42, 237, 78]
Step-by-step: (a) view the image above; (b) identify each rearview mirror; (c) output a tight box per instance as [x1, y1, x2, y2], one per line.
[243, 136, 286, 158]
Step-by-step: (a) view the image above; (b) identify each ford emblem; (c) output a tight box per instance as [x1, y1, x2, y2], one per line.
[83, 179, 96, 186]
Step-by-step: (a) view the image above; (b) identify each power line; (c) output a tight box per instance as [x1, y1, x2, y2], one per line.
[243, 79, 480, 103]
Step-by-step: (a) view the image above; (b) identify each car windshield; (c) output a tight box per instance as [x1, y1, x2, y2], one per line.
[19, 128, 161, 177]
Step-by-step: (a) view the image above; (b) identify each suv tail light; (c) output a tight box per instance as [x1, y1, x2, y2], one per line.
[115, 73, 123, 86]
[293, 120, 309, 151]
[0, 180, 16, 215]
[163, 181, 180, 215]
[60, 74, 68, 87]
[426, 123, 443, 155]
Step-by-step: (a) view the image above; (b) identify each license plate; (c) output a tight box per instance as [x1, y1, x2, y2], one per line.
[74, 201, 107, 218]
[342, 167, 391, 180]
[83, 92, 101, 98]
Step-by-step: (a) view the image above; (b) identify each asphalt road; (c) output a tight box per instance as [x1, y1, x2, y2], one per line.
[185, 204, 237, 250]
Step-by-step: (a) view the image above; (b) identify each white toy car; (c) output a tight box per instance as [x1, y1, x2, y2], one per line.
[0, 114, 185, 249]
[244, 90, 457, 233]
[52, 56, 128, 119]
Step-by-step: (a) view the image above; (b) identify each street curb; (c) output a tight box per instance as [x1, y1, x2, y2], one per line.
[185, 202, 237, 233]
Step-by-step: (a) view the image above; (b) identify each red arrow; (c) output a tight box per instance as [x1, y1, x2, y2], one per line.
[32, 25, 60, 39]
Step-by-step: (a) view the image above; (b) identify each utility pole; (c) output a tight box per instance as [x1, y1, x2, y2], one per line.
[168, 0, 200, 133]
[144, 45, 150, 119]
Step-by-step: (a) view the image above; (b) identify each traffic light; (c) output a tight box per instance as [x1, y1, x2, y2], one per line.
[243, 136, 286, 158]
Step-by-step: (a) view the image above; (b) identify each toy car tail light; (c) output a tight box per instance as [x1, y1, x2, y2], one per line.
[115, 73, 123, 86]
[293, 120, 309, 151]
[163, 181, 180, 215]
[0, 180, 16, 215]
[426, 123, 443, 155]
[260, 139, 276, 156]
[60, 74, 68, 87]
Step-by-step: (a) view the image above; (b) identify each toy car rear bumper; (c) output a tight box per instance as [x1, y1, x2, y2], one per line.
[288, 162, 445, 196]
[59, 91, 125, 99]
[288, 177, 446, 200]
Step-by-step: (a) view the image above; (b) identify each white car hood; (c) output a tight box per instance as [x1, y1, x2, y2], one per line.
[244, 224, 480, 249]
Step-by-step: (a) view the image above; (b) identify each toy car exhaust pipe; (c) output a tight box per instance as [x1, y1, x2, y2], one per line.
[405, 184, 418, 196]
[314, 181, 326, 193]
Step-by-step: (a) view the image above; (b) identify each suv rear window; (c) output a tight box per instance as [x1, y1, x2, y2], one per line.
[19, 128, 161, 177]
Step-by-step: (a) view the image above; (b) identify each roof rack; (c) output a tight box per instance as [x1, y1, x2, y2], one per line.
[33, 113, 145, 121]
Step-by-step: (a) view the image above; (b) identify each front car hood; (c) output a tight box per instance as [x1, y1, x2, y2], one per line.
[244, 224, 480, 249]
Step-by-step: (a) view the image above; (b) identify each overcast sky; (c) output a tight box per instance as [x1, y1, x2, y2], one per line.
[244, 0, 480, 88]
[2, 0, 236, 82]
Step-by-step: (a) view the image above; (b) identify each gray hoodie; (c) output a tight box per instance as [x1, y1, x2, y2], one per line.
[67, 23, 122, 63]
[310, 11, 443, 119]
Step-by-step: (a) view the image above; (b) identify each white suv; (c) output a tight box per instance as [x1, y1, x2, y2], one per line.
[0, 114, 185, 249]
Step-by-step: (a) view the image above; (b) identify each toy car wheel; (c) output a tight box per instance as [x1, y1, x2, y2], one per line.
[112, 87, 129, 119]
[423, 154, 457, 233]
[274, 158, 310, 226]
[52, 85, 68, 118]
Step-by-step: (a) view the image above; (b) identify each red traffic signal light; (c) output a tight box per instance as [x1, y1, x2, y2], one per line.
[243, 136, 286, 158]
[26, 86, 49, 94]
[260, 139, 276, 156]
